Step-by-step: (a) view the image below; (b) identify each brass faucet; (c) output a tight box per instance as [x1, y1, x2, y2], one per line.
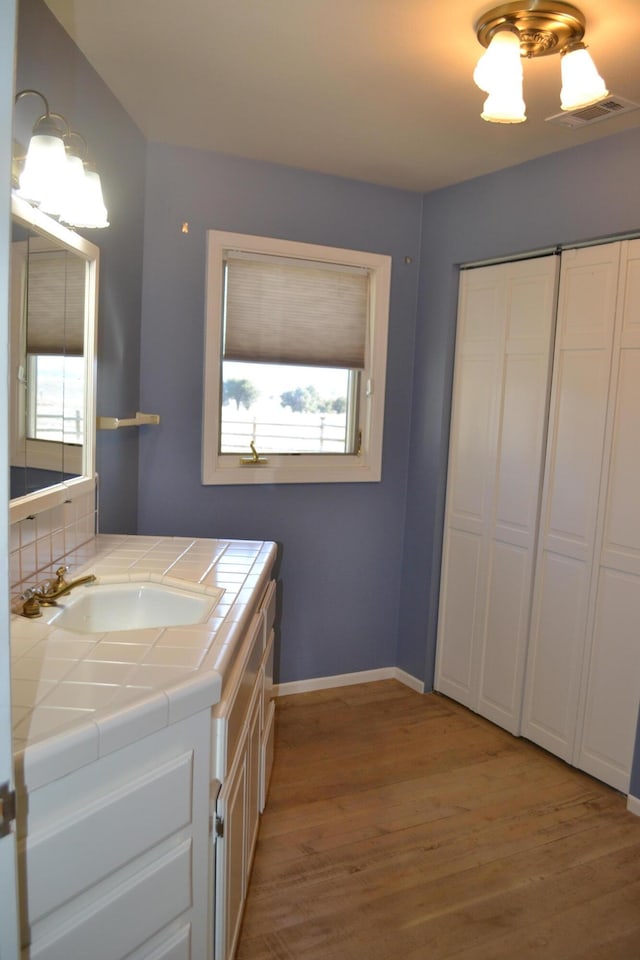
[21, 566, 97, 618]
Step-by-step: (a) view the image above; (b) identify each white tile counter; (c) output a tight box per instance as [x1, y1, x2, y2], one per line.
[10, 534, 277, 791]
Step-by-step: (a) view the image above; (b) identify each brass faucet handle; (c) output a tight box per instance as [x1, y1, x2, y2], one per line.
[54, 566, 69, 587]
[21, 589, 42, 619]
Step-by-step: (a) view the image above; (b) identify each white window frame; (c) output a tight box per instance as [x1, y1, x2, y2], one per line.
[202, 231, 391, 485]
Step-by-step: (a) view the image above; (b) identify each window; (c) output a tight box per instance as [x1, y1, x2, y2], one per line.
[202, 232, 391, 484]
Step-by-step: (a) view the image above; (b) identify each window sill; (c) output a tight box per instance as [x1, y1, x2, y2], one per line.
[202, 452, 382, 485]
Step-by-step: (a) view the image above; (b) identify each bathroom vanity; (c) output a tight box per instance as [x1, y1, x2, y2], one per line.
[10, 534, 277, 960]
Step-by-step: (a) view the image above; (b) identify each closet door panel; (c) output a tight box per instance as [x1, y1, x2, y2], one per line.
[524, 552, 589, 758]
[522, 244, 620, 760]
[576, 240, 640, 790]
[436, 269, 502, 705]
[460, 279, 502, 342]
[601, 349, 640, 557]
[436, 530, 483, 704]
[558, 255, 619, 350]
[437, 256, 557, 730]
[522, 348, 610, 757]
[479, 541, 530, 731]
[479, 346, 554, 732]
[544, 349, 611, 554]
[619, 244, 640, 347]
[447, 354, 498, 530]
[577, 568, 640, 790]
[493, 353, 551, 539]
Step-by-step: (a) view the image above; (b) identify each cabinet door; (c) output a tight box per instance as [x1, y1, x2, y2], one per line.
[436, 256, 557, 733]
[260, 629, 275, 813]
[215, 743, 247, 960]
[574, 239, 640, 791]
[245, 685, 262, 875]
[522, 243, 621, 761]
[260, 699, 276, 814]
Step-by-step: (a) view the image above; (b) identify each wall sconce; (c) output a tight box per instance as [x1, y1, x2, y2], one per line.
[473, 2, 609, 123]
[13, 88, 109, 228]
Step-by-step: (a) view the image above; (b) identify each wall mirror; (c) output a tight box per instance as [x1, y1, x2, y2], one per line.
[9, 194, 98, 523]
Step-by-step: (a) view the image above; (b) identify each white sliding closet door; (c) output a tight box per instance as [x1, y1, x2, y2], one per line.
[575, 239, 640, 791]
[522, 243, 621, 765]
[435, 256, 558, 734]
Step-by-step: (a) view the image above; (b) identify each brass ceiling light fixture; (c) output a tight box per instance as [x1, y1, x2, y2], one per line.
[473, 1, 609, 123]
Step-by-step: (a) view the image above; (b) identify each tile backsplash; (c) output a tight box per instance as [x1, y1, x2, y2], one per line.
[10, 488, 97, 605]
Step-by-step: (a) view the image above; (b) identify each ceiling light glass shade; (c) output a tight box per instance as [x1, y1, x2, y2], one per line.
[481, 80, 527, 123]
[17, 130, 67, 205]
[473, 28, 522, 93]
[560, 44, 609, 110]
[474, 28, 526, 123]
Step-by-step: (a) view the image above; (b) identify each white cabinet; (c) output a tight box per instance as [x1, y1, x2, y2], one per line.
[212, 583, 277, 960]
[17, 711, 212, 960]
[16, 570, 279, 960]
[435, 256, 558, 734]
[438, 242, 640, 793]
[215, 739, 248, 960]
[260, 632, 275, 813]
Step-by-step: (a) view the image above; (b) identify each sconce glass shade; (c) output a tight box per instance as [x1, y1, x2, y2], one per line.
[474, 28, 526, 123]
[560, 44, 609, 110]
[61, 167, 109, 229]
[17, 125, 67, 205]
[40, 152, 86, 217]
[13, 89, 110, 229]
[83, 170, 109, 228]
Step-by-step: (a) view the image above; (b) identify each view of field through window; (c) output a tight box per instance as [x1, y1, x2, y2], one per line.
[220, 360, 355, 455]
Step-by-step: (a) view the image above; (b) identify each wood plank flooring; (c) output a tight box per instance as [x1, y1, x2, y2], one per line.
[236, 680, 640, 960]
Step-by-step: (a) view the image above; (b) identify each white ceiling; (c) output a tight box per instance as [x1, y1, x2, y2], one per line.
[44, 0, 640, 192]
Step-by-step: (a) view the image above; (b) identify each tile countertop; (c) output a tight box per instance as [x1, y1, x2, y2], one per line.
[10, 534, 277, 791]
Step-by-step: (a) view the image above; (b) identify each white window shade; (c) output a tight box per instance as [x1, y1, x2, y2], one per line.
[223, 253, 369, 369]
[26, 251, 85, 356]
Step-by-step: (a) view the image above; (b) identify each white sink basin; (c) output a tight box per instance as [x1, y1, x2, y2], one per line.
[40, 579, 225, 634]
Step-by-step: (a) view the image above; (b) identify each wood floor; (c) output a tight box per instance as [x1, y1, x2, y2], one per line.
[236, 680, 640, 960]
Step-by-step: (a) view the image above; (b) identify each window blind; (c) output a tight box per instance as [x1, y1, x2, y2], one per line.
[25, 251, 85, 356]
[223, 253, 369, 369]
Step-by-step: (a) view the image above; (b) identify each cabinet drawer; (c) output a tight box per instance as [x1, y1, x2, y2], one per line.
[29, 840, 192, 960]
[23, 751, 194, 927]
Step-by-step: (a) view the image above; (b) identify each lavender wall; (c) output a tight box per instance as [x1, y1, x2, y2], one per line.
[137, 144, 422, 683]
[396, 126, 640, 786]
[14, 0, 640, 793]
[15, 0, 146, 533]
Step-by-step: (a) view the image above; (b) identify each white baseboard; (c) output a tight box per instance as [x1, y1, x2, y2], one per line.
[392, 668, 425, 693]
[627, 794, 640, 817]
[274, 666, 424, 699]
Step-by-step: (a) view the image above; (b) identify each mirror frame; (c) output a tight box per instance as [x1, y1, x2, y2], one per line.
[10, 194, 99, 524]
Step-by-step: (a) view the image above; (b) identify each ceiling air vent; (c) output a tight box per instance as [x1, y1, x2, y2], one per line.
[546, 95, 640, 128]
